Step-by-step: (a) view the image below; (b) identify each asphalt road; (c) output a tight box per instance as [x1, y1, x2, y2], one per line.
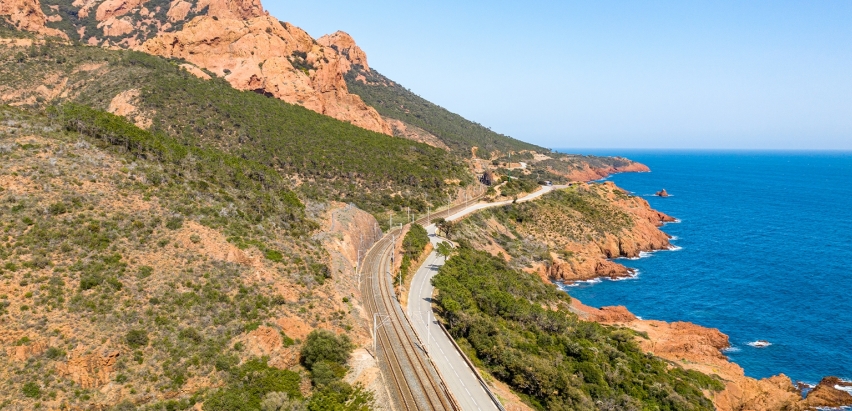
[407, 185, 563, 411]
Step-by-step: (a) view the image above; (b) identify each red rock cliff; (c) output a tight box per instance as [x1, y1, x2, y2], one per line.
[140, 17, 391, 134]
[0, 0, 67, 38]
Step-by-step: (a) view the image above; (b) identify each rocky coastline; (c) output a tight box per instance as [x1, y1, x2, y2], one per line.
[558, 194, 852, 411]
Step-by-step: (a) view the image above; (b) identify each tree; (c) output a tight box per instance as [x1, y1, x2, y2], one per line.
[432, 218, 454, 239]
[436, 241, 453, 262]
[300, 330, 354, 370]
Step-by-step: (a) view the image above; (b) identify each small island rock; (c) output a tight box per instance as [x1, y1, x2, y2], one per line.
[656, 189, 669, 197]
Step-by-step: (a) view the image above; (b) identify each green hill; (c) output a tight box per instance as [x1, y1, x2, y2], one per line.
[345, 65, 543, 157]
[0, 39, 468, 222]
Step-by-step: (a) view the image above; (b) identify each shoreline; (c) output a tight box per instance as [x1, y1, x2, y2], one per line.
[558, 206, 852, 410]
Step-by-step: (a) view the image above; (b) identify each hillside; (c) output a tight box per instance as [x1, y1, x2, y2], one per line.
[454, 182, 674, 281]
[0, 33, 467, 223]
[431, 246, 722, 411]
[0, 105, 380, 410]
[345, 65, 542, 156]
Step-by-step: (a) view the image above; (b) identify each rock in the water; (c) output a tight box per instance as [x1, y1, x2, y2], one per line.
[656, 189, 669, 197]
[803, 377, 852, 409]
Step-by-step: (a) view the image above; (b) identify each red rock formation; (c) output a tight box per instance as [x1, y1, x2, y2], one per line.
[5, 340, 48, 361]
[548, 160, 651, 181]
[574, 300, 851, 411]
[56, 346, 121, 389]
[802, 377, 852, 409]
[0, 0, 67, 38]
[95, 0, 147, 21]
[140, 16, 392, 134]
[656, 189, 669, 197]
[318, 30, 370, 71]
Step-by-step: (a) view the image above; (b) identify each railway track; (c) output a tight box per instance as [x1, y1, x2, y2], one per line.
[359, 198, 482, 410]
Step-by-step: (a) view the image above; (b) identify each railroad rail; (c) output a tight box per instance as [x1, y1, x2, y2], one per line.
[359, 195, 484, 410]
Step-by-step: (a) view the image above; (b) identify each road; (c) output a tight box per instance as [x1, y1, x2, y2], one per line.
[407, 185, 564, 411]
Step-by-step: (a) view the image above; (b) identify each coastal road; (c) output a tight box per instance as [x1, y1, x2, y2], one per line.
[407, 185, 564, 411]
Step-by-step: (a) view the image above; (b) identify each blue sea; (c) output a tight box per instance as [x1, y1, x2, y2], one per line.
[559, 150, 852, 386]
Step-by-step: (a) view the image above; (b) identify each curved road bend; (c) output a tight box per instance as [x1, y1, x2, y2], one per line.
[407, 185, 564, 411]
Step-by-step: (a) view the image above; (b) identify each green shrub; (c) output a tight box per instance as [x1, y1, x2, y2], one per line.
[136, 266, 153, 279]
[22, 382, 41, 399]
[204, 358, 301, 411]
[125, 329, 149, 348]
[300, 329, 354, 370]
[48, 202, 67, 215]
[264, 250, 283, 262]
[45, 347, 66, 360]
[166, 217, 184, 230]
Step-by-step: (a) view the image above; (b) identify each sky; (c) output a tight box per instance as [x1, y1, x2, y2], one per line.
[265, 1, 852, 150]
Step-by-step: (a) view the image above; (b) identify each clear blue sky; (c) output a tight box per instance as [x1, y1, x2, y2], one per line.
[265, 1, 852, 150]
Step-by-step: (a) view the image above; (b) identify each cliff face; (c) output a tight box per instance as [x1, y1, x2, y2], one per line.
[3, 0, 393, 134]
[140, 16, 391, 134]
[0, 0, 66, 38]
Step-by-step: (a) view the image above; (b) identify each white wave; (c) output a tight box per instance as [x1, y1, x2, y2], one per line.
[669, 236, 679, 241]
[722, 346, 741, 353]
[638, 251, 653, 258]
[612, 270, 640, 281]
[833, 385, 852, 395]
[668, 245, 683, 251]
[747, 340, 772, 348]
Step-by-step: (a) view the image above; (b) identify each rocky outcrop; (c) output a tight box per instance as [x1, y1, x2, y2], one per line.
[317, 31, 370, 72]
[384, 117, 449, 150]
[5, 340, 48, 361]
[0, 0, 67, 38]
[56, 346, 121, 389]
[7, 0, 392, 134]
[574, 300, 851, 411]
[543, 182, 675, 282]
[95, 0, 147, 21]
[802, 377, 852, 409]
[656, 189, 669, 197]
[548, 160, 651, 181]
[140, 17, 392, 134]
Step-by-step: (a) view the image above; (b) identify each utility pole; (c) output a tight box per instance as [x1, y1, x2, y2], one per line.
[427, 309, 431, 354]
[372, 313, 390, 353]
[407, 206, 410, 224]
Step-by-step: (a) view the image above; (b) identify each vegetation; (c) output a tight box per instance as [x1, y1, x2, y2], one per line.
[431, 246, 723, 411]
[297, 330, 373, 411]
[345, 66, 542, 156]
[456, 185, 635, 269]
[0, 41, 470, 222]
[398, 224, 429, 284]
[0, 106, 351, 409]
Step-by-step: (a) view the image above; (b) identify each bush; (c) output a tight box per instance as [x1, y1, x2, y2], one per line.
[204, 358, 301, 411]
[125, 329, 149, 348]
[300, 329, 354, 370]
[166, 217, 184, 230]
[22, 382, 41, 399]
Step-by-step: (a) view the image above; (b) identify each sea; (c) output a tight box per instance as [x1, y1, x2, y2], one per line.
[557, 150, 852, 388]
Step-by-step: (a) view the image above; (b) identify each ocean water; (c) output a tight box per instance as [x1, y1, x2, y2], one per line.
[559, 150, 852, 386]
